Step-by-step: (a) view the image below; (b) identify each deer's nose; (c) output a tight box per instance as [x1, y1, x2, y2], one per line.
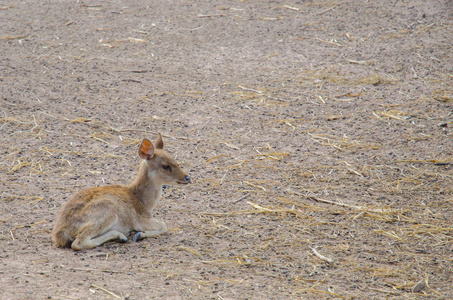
[184, 175, 191, 183]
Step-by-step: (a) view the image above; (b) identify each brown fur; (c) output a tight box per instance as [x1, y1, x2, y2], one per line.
[51, 134, 190, 250]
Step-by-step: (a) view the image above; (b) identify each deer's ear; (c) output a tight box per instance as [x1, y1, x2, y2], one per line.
[154, 133, 164, 150]
[138, 138, 155, 160]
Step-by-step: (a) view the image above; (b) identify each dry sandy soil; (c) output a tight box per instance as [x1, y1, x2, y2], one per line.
[1, 0, 452, 299]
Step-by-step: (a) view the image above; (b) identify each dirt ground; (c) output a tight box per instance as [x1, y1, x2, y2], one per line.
[1, 0, 452, 299]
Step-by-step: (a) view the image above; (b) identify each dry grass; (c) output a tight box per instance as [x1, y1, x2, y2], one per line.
[1, 0, 452, 298]
[2, 95, 451, 298]
[191, 108, 452, 298]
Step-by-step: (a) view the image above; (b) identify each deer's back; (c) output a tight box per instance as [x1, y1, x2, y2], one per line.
[53, 185, 150, 233]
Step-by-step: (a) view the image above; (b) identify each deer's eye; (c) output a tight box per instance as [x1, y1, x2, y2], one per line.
[162, 164, 171, 171]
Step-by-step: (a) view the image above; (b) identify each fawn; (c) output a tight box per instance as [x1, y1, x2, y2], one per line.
[52, 133, 190, 250]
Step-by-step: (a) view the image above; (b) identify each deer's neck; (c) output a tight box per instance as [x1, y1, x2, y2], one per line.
[129, 161, 162, 211]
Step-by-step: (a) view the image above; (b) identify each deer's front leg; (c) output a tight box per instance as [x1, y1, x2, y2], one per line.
[132, 219, 168, 242]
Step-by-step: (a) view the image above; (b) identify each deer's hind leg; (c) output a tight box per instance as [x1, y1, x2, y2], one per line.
[132, 219, 168, 242]
[71, 216, 128, 250]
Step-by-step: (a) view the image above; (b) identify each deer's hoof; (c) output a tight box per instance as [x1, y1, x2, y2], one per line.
[118, 236, 128, 243]
[132, 232, 142, 242]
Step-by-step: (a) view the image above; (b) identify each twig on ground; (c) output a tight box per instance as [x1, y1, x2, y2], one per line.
[0, 110, 7, 130]
[307, 195, 396, 214]
[90, 284, 121, 299]
[310, 246, 334, 263]
[233, 193, 251, 204]
[237, 85, 291, 102]
[177, 246, 202, 257]
[315, 5, 338, 15]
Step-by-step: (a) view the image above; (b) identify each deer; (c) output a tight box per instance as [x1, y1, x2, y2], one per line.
[51, 133, 190, 250]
